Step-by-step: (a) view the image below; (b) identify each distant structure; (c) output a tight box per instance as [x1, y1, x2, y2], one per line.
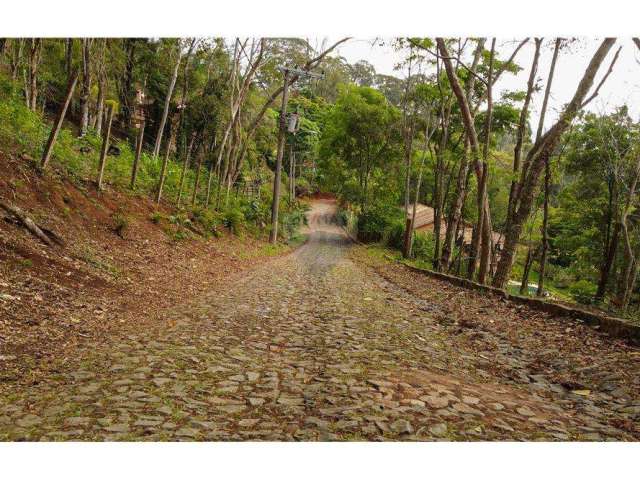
[407, 203, 503, 248]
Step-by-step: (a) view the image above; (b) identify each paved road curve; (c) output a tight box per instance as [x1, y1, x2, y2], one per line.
[1, 200, 638, 440]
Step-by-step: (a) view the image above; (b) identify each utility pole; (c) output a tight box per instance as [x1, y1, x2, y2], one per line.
[269, 66, 323, 244]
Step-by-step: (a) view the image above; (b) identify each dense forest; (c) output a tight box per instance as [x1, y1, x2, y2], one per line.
[1, 37, 639, 318]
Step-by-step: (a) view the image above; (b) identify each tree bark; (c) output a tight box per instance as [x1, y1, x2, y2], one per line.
[493, 38, 617, 288]
[153, 42, 183, 159]
[41, 71, 79, 170]
[96, 104, 114, 190]
[441, 38, 485, 269]
[27, 38, 42, 112]
[436, 38, 493, 282]
[536, 38, 562, 297]
[130, 121, 145, 189]
[269, 70, 290, 244]
[617, 155, 640, 309]
[80, 38, 92, 136]
[177, 132, 197, 206]
[155, 116, 178, 203]
[477, 39, 496, 284]
[507, 38, 542, 229]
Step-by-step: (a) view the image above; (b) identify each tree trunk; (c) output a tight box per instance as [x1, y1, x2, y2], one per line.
[65, 38, 73, 84]
[537, 157, 551, 296]
[120, 38, 137, 129]
[130, 121, 145, 189]
[153, 43, 183, 159]
[617, 155, 640, 309]
[436, 38, 493, 282]
[506, 38, 542, 229]
[477, 39, 496, 285]
[27, 38, 42, 112]
[41, 71, 79, 170]
[155, 116, 178, 204]
[80, 38, 92, 136]
[536, 38, 562, 297]
[520, 246, 534, 295]
[96, 104, 114, 190]
[493, 38, 617, 288]
[177, 132, 197, 206]
[269, 71, 290, 244]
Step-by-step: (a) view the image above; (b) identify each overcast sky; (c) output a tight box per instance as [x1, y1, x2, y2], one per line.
[331, 38, 640, 134]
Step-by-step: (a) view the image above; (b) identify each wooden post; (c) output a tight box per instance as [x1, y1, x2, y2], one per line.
[269, 70, 290, 244]
[130, 120, 145, 189]
[41, 71, 79, 170]
[96, 103, 114, 190]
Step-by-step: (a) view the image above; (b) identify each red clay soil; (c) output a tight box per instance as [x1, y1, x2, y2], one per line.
[0, 151, 285, 385]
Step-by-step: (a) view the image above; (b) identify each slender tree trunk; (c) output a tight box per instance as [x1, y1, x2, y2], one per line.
[130, 121, 145, 189]
[520, 246, 534, 294]
[506, 38, 542, 229]
[153, 44, 183, 159]
[477, 39, 496, 284]
[10, 39, 24, 82]
[120, 38, 136, 129]
[493, 38, 616, 288]
[27, 38, 41, 112]
[41, 71, 79, 170]
[536, 38, 562, 297]
[617, 155, 640, 309]
[269, 71, 290, 243]
[80, 38, 92, 136]
[155, 116, 177, 204]
[65, 38, 73, 84]
[436, 39, 493, 282]
[177, 132, 197, 206]
[96, 104, 114, 190]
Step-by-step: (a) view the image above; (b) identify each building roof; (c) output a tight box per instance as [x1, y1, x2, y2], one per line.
[406, 203, 435, 229]
[407, 203, 505, 247]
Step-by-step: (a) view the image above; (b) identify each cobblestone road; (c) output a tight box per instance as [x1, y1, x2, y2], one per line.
[1, 200, 638, 441]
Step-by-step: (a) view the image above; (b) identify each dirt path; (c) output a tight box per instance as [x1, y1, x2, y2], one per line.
[1, 199, 638, 440]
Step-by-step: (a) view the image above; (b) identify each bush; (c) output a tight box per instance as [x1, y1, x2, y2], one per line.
[222, 206, 246, 234]
[385, 219, 406, 250]
[191, 207, 220, 235]
[357, 204, 403, 243]
[412, 231, 434, 260]
[552, 268, 575, 289]
[568, 279, 597, 304]
[280, 208, 306, 239]
[112, 211, 130, 238]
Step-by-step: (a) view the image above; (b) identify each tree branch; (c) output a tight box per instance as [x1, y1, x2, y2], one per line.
[581, 44, 622, 108]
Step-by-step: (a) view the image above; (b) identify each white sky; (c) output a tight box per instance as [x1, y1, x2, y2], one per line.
[333, 38, 640, 134]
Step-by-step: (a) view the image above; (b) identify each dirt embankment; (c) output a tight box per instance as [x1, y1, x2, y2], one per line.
[0, 151, 283, 385]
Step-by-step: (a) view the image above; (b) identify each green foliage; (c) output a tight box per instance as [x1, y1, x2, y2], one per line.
[412, 231, 434, 260]
[568, 280, 597, 305]
[222, 206, 246, 235]
[112, 211, 130, 238]
[356, 204, 404, 243]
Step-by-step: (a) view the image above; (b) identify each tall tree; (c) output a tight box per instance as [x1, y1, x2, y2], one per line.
[493, 38, 618, 288]
[152, 40, 183, 159]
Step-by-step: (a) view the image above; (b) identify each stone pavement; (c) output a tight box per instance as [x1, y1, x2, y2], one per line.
[1, 200, 638, 441]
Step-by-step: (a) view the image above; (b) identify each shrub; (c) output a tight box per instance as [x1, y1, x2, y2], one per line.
[568, 279, 597, 304]
[357, 204, 403, 243]
[280, 208, 306, 239]
[222, 206, 246, 234]
[552, 268, 575, 289]
[385, 219, 406, 250]
[150, 212, 163, 224]
[191, 207, 220, 235]
[112, 212, 130, 238]
[412, 231, 434, 260]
